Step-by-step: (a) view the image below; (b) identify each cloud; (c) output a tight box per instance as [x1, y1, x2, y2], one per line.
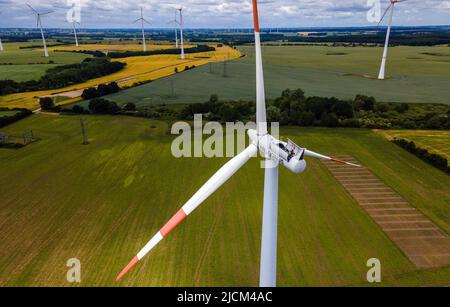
[0, 0, 448, 28]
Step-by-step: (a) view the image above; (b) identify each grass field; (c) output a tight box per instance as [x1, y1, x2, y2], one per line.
[0, 42, 90, 82]
[0, 110, 20, 117]
[0, 115, 449, 286]
[378, 130, 450, 160]
[0, 44, 241, 110]
[101, 45, 450, 106]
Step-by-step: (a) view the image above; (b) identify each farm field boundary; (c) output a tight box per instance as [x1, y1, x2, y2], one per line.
[324, 156, 450, 269]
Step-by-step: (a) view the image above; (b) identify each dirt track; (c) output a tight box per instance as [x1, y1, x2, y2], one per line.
[324, 156, 450, 268]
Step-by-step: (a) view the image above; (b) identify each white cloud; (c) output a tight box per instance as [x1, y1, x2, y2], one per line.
[0, 0, 448, 28]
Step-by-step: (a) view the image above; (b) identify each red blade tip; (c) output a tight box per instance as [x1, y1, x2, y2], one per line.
[116, 256, 139, 282]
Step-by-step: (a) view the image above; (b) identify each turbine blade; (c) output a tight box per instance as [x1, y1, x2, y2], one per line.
[40, 10, 54, 16]
[252, 0, 268, 136]
[378, 4, 393, 26]
[26, 3, 38, 14]
[303, 149, 361, 167]
[116, 144, 258, 282]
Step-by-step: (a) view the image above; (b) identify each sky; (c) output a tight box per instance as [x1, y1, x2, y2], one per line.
[0, 0, 449, 29]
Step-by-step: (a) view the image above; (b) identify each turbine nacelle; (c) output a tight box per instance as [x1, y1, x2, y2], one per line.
[248, 129, 307, 174]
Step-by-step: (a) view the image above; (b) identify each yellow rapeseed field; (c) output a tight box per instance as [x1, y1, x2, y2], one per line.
[0, 44, 241, 110]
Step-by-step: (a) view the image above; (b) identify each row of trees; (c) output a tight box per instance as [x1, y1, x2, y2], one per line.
[178, 90, 450, 130]
[0, 58, 126, 96]
[62, 98, 134, 115]
[392, 138, 449, 174]
[53, 50, 107, 57]
[81, 82, 121, 100]
[108, 45, 215, 58]
[0, 108, 33, 128]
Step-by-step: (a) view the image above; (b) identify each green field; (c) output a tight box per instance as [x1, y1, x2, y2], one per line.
[99, 45, 450, 106]
[0, 42, 90, 82]
[379, 130, 450, 160]
[0, 110, 20, 117]
[0, 115, 449, 286]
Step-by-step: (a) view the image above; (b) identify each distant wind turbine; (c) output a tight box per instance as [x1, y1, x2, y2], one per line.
[134, 8, 150, 52]
[377, 0, 408, 80]
[0, 13, 4, 51]
[26, 3, 53, 58]
[178, 8, 185, 59]
[168, 10, 179, 49]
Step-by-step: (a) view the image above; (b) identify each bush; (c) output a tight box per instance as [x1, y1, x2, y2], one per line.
[39, 97, 55, 111]
[376, 102, 390, 113]
[88, 98, 120, 114]
[354, 95, 376, 111]
[321, 112, 339, 127]
[394, 103, 409, 114]
[123, 102, 137, 111]
[72, 105, 87, 114]
[82, 82, 121, 100]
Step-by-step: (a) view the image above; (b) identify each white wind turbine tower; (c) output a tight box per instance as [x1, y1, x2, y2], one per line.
[27, 4, 53, 58]
[71, 20, 81, 47]
[178, 7, 185, 59]
[377, 0, 407, 80]
[0, 12, 4, 51]
[134, 8, 150, 52]
[115, 0, 360, 287]
[169, 9, 179, 49]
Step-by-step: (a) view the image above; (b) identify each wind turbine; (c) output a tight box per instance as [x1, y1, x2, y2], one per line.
[115, 0, 360, 287]
[26, 4, 53, 58]
[178, 7, 185, 59]
[134, 8, 150, 52]
[0, 12, 3, 51]
[377, 0, 407, 80]
[168, 10, 179, 49]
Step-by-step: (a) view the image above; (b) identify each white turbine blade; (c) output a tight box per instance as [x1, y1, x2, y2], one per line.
[26, 3, 38, 14]
[39, 10, 54, 16]
[378, 4, 393, 26]
[252, 0, 268, 136]
[304, 149, 361, 167]
[116, 144, 258, 282]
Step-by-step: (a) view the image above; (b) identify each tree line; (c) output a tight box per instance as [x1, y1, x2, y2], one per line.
[61, 88, 450, 131]
[178, 90, 450, 130]
[0, 58, 126, 96]
[392, 138, 449, 174]
[0, 108, 33, 128]
[107, 45, 215, 59]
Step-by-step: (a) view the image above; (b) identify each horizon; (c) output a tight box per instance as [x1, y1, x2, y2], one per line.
[1, 25, 450, 31]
